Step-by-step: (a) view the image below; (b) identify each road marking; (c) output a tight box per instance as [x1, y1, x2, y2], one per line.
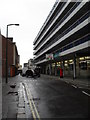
[71, 85, 77, 88]
[65, 81, 69, 84]
[82, 91, 90, 97]
[26, 90, 36, 120]
[78, 86, 83, 89]
[23, 83, 40, 120]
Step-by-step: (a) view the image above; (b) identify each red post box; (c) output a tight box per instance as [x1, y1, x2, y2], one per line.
[60, 68, 63, 78]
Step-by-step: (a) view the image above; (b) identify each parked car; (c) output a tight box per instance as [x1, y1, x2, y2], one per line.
[26, 68, 40, 78]
[26, 69, 34, 77]
[22, 63, 40, 78]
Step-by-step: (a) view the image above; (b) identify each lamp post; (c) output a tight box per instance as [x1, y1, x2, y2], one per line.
[6, 24, 19, 83]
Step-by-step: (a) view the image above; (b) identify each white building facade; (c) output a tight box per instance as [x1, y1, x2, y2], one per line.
[33, 0, 90, 79]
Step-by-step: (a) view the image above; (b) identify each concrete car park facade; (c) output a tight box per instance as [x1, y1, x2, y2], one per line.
[33, 0, 90, 79]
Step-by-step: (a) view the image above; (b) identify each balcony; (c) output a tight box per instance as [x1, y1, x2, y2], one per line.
[34, 15, 89, 60]
[34, 2, 86, 53]
[34, 11, 89, 56]
[35, 34, 90, 64]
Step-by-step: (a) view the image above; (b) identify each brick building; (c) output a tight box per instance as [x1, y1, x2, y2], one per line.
[0, 30, 2, 79]
[2, 35, 19, 77]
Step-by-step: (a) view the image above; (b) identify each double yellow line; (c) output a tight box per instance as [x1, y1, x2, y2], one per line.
[23, 83, 40, 120]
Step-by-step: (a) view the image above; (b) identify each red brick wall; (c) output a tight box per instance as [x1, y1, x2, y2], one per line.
[2, 36, 6, 77]
[2, 35, 19, 77]
[8, 40, 14, 68]
[2, 36, 14, 77]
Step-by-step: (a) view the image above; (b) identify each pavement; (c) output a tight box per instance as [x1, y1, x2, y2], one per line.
[0, 77, 2, 120]
[41, 74, 90, 90]
[1, 75, 26, 119]
[0, 74, 90, 119]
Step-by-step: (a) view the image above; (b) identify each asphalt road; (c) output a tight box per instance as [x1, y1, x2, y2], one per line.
[20, 75, 89, 119]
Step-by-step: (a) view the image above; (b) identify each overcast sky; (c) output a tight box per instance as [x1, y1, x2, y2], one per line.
[0, 0, 56, 66]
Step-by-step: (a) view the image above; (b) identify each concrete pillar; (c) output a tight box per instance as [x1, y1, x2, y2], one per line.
[62, 61, 64, 77]
[45, 65, 48, 74]
[55, 63, 57, 76]
[73, 55, 76, 79]
[49, 63, 52, 75]
[76, 58, 80, 77]
[45, 66, 47, 74]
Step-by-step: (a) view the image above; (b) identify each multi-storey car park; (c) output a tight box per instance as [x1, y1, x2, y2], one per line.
[33, 0, 90, 79]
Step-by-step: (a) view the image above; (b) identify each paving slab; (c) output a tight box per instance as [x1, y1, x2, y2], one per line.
[0, 82, 2, 120]
[2, 76, 20, 119]
[17, 113, 26, 118]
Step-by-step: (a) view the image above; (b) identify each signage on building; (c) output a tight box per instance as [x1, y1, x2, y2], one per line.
[54, 52, 60, 58]
[46, 54, 54, 60]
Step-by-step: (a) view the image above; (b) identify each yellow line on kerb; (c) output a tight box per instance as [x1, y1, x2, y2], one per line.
[24, 83, 40, 120]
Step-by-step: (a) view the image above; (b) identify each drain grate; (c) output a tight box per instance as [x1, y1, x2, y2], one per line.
[10, 84, 16, 88]
[7, 91, 18, 95]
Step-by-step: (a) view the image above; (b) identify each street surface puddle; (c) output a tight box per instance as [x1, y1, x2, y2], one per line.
[7, 91, 18, 95]
[10, 84, 16, 88]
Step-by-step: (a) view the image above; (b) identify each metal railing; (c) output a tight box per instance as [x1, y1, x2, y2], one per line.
[35, 2, 80, 51]
[35, 11, 89, 56]
[54, 34, 90, 58]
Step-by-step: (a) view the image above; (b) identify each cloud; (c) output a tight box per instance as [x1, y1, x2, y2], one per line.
[0, 0, 56, 65]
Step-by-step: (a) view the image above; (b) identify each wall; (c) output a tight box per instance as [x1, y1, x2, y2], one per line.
[0, 30, 2, 119]
[2, 36, 14, 77]
[2, 36, 6, 77]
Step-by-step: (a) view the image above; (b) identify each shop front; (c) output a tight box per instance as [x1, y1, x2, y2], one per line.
[76, 56, 90, 79]
[44, 56, 90, 79]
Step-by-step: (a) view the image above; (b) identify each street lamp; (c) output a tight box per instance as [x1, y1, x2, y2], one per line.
[6, 24, 19, 83]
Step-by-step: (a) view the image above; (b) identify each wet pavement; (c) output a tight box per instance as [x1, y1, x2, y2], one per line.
[1, 74, 90, 119]
[0, 77, 2, 120]
[2, 76, 19, 119]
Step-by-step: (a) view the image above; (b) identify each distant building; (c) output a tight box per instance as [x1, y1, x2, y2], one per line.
[1, 35, 20, 77]
[33, 1, 90, 79]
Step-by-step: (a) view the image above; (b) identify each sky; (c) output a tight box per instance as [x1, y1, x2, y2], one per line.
[0, 0, 56, 66]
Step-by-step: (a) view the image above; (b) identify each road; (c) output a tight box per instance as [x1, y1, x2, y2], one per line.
[17, 75, 89, 119]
